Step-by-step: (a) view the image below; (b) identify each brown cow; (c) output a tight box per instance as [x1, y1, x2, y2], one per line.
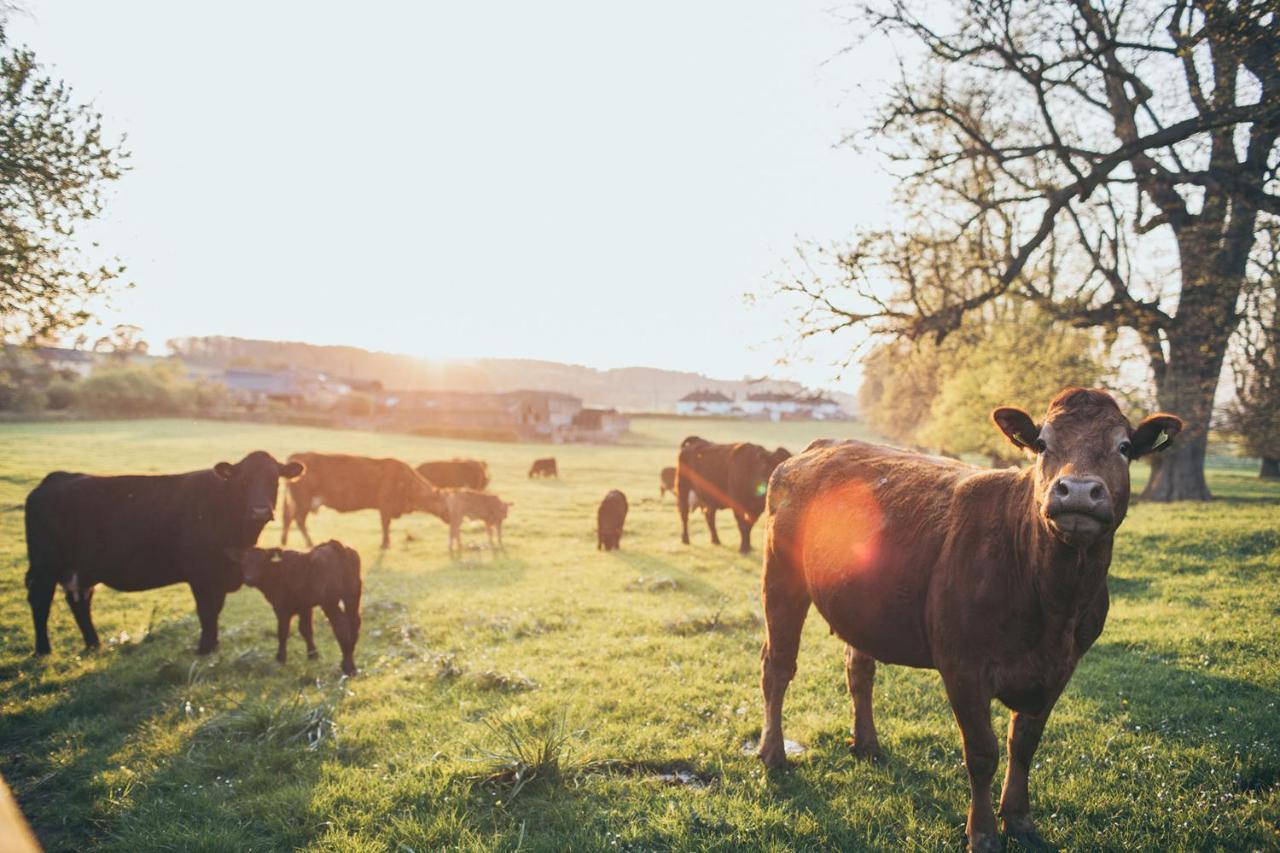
[528, 457, 558, 479]
[242, 539, 362, 675]
[757, 388, 1182, 853]
[416, 458, 490, 490]
[676, 436, 790, 553]
[441, 488, 512, 556]
[660, 466, 676, 498]
[282, 453, 446, 549]
[597, 489, 628, 551]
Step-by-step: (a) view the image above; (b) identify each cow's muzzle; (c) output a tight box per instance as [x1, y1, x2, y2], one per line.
[1045, 476, 1114, 543]
[249, 505, 275, 523]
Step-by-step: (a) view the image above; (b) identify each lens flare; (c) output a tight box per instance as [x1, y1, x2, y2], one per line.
[793, 479, 883, 586]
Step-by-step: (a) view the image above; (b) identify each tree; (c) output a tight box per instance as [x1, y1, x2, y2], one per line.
[1227, 224, 1280, 478]
[0, 25, 127, 341]
[785, 0, 1279, 500]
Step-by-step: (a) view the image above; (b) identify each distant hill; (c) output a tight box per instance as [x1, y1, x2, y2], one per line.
[166, 336, 856, 414]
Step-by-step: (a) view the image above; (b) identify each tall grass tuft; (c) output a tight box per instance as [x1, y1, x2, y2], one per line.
[472, 714, 581, 800]
[201, 683, 346, 749]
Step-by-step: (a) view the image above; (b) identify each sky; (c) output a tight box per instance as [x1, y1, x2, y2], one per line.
[10, 1, 897, 392]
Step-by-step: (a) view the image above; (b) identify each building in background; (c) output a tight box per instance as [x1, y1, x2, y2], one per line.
[675, 389, 736, 416]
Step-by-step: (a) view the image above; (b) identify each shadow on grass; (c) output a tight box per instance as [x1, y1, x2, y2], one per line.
[608, 551, 725, 601]
[0, 615, 357, 851]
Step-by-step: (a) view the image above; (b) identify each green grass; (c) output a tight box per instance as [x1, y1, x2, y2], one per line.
[0, 417, 1276, 852]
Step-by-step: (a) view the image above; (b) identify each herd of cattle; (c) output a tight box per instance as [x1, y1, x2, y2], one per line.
[20, 436, 790, 671]
[20, 388, 1184, 853]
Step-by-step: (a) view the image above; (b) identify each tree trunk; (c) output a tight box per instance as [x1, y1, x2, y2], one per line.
[1142, 222, 1250, 502]
[1261, 457, 1280, 480]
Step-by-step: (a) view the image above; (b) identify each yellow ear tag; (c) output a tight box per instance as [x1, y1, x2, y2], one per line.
[270, 552, 284, 564]
[1151, 430, 1168, 450]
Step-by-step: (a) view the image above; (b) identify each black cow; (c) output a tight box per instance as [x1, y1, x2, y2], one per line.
[23, 451, 305, 656]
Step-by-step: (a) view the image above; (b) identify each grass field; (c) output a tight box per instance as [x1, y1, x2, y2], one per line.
[0, 417, 1277, 851]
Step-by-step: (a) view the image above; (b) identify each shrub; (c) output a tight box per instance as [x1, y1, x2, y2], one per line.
[44, 379, 77, 410]
[76, 361, 224, 417]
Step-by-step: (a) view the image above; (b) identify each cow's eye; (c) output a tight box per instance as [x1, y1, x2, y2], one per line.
[1034, 438, 1047, 453]
[1119, 440, 1132, 456]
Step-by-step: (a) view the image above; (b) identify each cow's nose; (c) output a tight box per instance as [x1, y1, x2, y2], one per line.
[1047, 476, 1112, 520]
[250, 505, 274, 521]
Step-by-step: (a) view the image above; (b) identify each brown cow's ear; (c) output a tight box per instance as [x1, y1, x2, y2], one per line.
[992, 407, 1041, 453]
[280, 461, 305, 479]
[1129, 414, 1183, 458]
[214, 461, 236, 480]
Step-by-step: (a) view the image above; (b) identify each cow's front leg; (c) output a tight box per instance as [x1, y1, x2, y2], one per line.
[943, 674, 999, 853]
[734, 512, 753, 554]
[999, 709, 1051, 840]
[379, 510, 393, 549]
[192, 585, 227, 655]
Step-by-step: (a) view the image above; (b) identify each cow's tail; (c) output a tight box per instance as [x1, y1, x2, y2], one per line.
[342, 548, 362, 641]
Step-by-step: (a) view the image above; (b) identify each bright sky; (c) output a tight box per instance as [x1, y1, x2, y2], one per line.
[11, 1, 895, 391]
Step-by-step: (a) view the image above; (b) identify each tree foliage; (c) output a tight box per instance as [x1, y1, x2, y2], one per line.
[0, 26, 127, 341]
[860, 305, 1104, 463]
[785, 0, 1280, 500]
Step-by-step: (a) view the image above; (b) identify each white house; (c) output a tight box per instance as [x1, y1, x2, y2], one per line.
[741, 391, 798, 421]
[796, 393, 845, 420]
[676, 389, 735, 416]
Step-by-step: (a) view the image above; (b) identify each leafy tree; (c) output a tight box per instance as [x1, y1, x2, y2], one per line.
[0, 26, 127, 341]
[785, 0, 1280, 500]
[859, 306, 1103, 462]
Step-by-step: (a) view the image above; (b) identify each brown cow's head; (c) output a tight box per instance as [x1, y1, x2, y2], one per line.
[214, 451, 305, 526]
[241, 547, 285, 587]
[409, 471, 448, 520]
[993, 388, 1182, 548]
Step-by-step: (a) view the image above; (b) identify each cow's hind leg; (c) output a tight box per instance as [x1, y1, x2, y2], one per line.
[758, 545, 809, 769]
[844, 645, 882, 761]
[27, 573, 56, 656]
[64, 584, 100, 650]
[298, 607, 318, 658]
[321, 600, 356, 675]
[704, 508, 721, 546]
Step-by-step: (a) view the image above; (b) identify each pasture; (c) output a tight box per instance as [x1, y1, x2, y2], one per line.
[0, 417, 1277, 851]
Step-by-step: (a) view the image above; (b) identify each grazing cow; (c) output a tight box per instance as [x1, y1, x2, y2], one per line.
[282, 453, 447, 549]
[597, 490, 628, 551]
[441, 489, 512, 556]
[676, 436, 790, 553]
[416, 458, 490, 490]
[242, 540, 362, 676]
[660, 466, 676, 498]
[757, 388, 1182, 853]
[528, 457, 558, 479]
[23, 451, 305, 656]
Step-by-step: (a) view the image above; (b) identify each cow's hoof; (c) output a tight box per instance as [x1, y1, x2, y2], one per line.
[34, 647, 51, 657]
[758, 744, 788, 770]
[196, 643, 218, 656]
[1004, 816, 1048, 848]
[341, 664, 357, 676]
[307, 650, 319, 660]
[847, 739, 883, 763]
[968, 831, 1000, 853]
